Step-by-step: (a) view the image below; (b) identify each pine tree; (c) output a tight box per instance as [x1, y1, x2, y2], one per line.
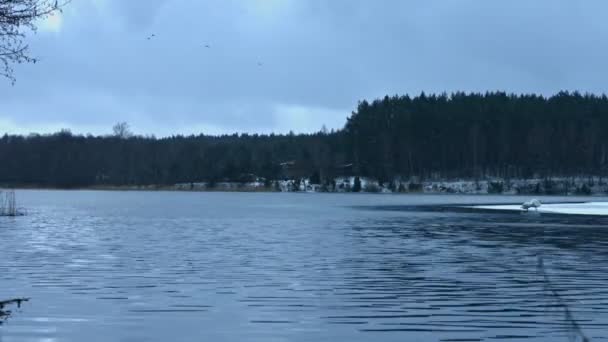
[353, 177, 362, 192]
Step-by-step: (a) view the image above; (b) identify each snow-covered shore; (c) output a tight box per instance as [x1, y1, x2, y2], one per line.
[415, 177, 608, 195]
[166, 175, 608, 195]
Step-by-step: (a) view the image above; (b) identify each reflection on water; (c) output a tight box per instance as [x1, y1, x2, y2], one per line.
[1, 191, 607, 341]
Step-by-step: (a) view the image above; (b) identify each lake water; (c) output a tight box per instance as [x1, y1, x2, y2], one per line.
[1, 191, 608, 342]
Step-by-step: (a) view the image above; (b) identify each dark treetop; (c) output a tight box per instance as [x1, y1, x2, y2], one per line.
[1, 92, 607, 188]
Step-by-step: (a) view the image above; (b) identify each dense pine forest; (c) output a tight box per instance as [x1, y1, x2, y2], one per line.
[1, 91, 608, 188]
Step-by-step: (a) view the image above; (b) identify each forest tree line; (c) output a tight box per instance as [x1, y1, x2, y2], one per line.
[1, 91, 608, 188]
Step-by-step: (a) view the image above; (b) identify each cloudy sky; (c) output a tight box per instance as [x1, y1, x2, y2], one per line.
[0, 0, 607, 136]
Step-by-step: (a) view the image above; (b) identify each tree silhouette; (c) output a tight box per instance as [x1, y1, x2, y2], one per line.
[1, 92, 608, 189]
[0, 0, 69, 83]
[113, 122, 133, 139]
[353, 176, 361, 192]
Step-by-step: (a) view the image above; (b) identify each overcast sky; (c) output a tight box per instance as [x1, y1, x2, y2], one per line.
[1, 0, 607, 136]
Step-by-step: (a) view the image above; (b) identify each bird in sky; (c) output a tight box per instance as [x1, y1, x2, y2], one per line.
[204, 44, 211, 48]
[147, 34, 156, 40]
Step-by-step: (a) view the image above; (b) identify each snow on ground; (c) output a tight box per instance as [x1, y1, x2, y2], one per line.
[470, 202, 608, 216]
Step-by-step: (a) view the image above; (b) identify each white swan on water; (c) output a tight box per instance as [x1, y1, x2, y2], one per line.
[522, 199, 542, 211]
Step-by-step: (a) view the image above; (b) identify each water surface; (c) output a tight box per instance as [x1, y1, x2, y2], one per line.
[1, 191, 607, 341]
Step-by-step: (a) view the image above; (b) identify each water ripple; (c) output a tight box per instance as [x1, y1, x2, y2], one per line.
[1, 191, 608, 341]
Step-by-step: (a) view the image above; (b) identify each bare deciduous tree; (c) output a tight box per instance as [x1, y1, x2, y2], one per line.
[0, 0, 69, 83]
[113, 122, 133, 139]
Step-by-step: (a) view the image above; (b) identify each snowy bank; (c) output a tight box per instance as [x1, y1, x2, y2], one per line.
[164, 175, 608, 195]
[470, 202, 608, 216]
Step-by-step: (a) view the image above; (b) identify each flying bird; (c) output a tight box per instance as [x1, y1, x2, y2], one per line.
[257, 62, 263, 67]
[147, 34, 156, 40]
[204, 44, 211, 48]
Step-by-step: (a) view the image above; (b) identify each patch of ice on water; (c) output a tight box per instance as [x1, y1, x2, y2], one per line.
[470, 202, 608, 216]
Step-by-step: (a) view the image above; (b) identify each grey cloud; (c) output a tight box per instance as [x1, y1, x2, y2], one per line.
[1, 0, 608, 136]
